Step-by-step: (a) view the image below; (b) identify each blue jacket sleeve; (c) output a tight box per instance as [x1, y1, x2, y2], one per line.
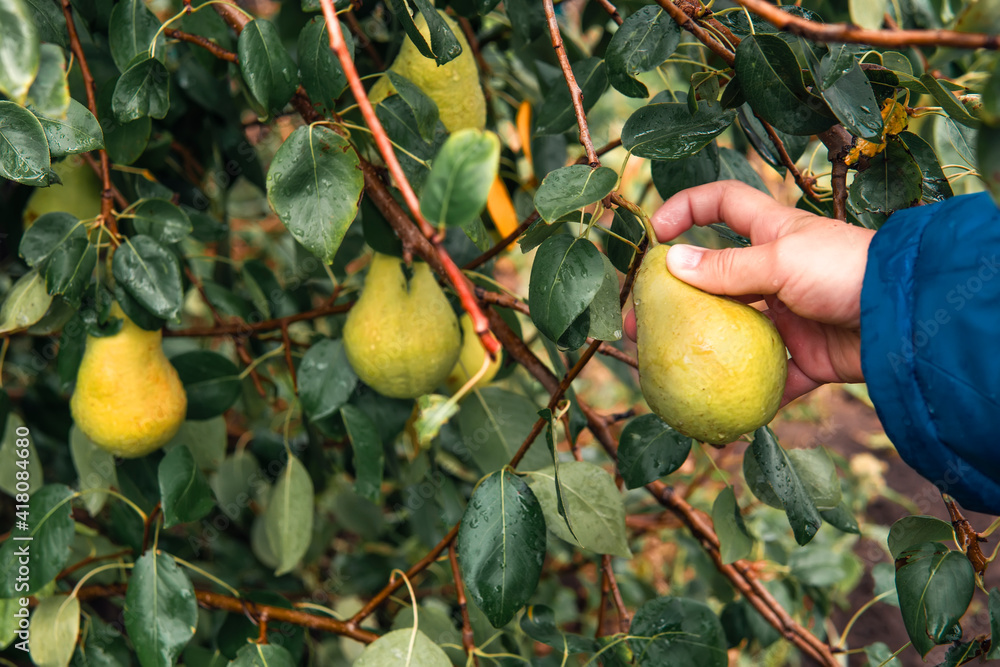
[861, 191, 1000, 515]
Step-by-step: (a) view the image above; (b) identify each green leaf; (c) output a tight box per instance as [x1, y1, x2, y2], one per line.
[538, 407, 576, 543]
[170, 351, 242, 420]
[812, 54, 882, 140]
[297, 16, 350, 112]
[587, 255, 623, 341]
[386, 71, 439, 142]
[864, 642, 901, 667]
[849, 0, 887, 28]
[266, 125, 363, 264]
[712, 487, 753, 564]
[210, 450, 262, 524]
[413, 393, 459, 445]
[129, 199, 192, 244]
[622, 102, 736, 160]
[230, 644, 295, 667]
[458, 469, 546, 628]
[24, 0, 67, 47]
[821, 502, 861, 534]
[744, 444, 841, 510]
[921, 73, 979, 128]
[895, 542, 974, 657]
[457, 387, 550, 474]
[124, 550, 198, 667]
[617, 413, 691, 489]
[734, 35, 835, 135]
[44, 238, 95, 305]
[898, 131, 953, 203]
[979, 124, 1000, 207]
[717, 146, 769, 193]
[0, 0, 40, 104]
[341, 405, 384, 504]
[737, 106, 809, 175]
[528, 235, 604, 342]
[298, 339, 358, 421]
[982, 66, 1000, 126]
[0, 100, 51, 185]
[420, 129, 500, 229]
[26, 44, 70, 119]
[528, 461, 631, 557]
[29, 595, 80, 667]
[0, 484, 75, 596]
[265, 454, 314, 575]
[238, 19, 298, 113]
[987, 588, 1000, 659]
[111, 235, 182, 319]
[97, 82, 150, 165]
[0, 269, 53, 334]
[113, 58, 170, 122]
[747, 428, 822, 545]
[849, 140, 923, 215]
[651, 142, 721, 201]
[520, 605, 598, 655]
[19, 212, 86, 268]
[887, 515, 954, 559]
[0, 413, 42, 497]
[606, 6, 680, 98]
[533, 165, 617, 222]
[70, 424, 117, 516]
[629, 596, 728, 666]
[355, 628, 451, 667]
[158, 445, 215, 528]
[34, 98, 104, 157]
[108, 0, 162, 73]
[535, 58, 609, 135]
[606, 208, 644, 273]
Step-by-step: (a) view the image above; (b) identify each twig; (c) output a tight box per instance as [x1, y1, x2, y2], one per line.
[317, 0, 501, 359]
[280, 322, 297, 392]
[817, 126, 853, 221]
[463, 213, 538, 270]
[594, 0, 624, 26]
[542, 0, 600, 166]
[140, 503, 161, 554]
[449, 544, 479, 665]
[56, 549, 132, 581]
[73, 584, 379, 643]
[757, 115, 820, 202]
[601, 555, 630, 633]
[165, 300, 353, 337]
[60, 0, 116, 235]
[944, 496, 989, 577]
[344, 10, 384, 71]
[654, 0, 735, 66]
[164, 28, 238, 62]
[735, 0, 1000, 50]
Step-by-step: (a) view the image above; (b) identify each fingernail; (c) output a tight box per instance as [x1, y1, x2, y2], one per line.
[667, 244, 705, 273]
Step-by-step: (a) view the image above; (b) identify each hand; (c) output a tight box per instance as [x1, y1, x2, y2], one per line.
[624, 181, 876, 406]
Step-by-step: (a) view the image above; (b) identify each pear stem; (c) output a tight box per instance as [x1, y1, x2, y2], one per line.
[611, 192, 659, 247]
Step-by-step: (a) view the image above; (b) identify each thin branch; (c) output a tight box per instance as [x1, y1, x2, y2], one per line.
[945, 495, 989, 577]
[463, 212, 538, 270]
[56, 549, 132, 581]
[164, 27, 238, 61]
[654, 0, 735, 66]
[165, 300, 353, 337]
[73, 584, 379, 643]
[757, 115, 820, 202]
[601, 554, 630, 633]
[344, 10, 384, 71]
[317, 0, 501, 359]
[543, 0, 600, 166]
[449, 544, 479, 665]
[736, 0, 1000, 50]
[594, 0, 624, 26]
[60, 0, 116, 235]
[817, 125, 853, 221]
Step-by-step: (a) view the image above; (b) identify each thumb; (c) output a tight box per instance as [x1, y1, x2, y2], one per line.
[665, 243, 783, 297]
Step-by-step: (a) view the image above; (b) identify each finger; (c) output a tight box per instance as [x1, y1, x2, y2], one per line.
[666, 243, 786, 297]
[651, 180, 806, 243]
[624, 308, 636, 341]
[780, 358, 822, 407]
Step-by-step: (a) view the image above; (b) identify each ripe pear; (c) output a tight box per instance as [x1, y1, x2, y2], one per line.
[633, 244, 787, 444]
[369, 10, 486, 133]
[445, 313, 502, 393]
[70, 303, 187, 457]
[23, 155, 102, 228]
[343, 253, 461, 399]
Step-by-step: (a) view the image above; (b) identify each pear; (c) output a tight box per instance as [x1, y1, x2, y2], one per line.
[445, 313, 502, 393]
[23, 155, 102, 228]
[633, 244, 786, 444]
[70, 303, 187, 457]
[369, 10, 486, 133]
[343, 254, 461, 399]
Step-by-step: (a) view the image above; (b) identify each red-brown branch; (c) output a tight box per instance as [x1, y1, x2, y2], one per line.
[543, 0, 600, 166]
[817, 125, 853, 221]
[654, 0, 735, 66]
[736, 0, 1000, 50]
[464, 213, 538, 270]
[601, 554, 630, 633]
[594, 0, 624, 26]
[165, 27, 238, 61]
[449, 544, 479, 665]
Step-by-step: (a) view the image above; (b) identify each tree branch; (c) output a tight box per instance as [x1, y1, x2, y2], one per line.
[654, 0, 735, 66]
[165, 27, 238, 61]
[736, 0, 1000, 50]
[449, 544, 479, 665]
[817, 125, 853, 221]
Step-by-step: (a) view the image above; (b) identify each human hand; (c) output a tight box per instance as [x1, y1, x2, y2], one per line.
[624, 181, 876, 406]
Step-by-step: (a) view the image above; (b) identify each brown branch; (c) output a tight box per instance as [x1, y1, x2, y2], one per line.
[164, 28, 238, 62]
[56, 549, 132, 581]
[594, 0, 624, 26]
[281, 322, 297, 392]
[945, 495, 989, 577]
[61, 0, 116, 235]
[543, 0, 600, 166]
[735, 0, 1000, 50]
[344, 10, 385, 71]
[140, 503, 160, 554]
[449, 544, 479, 665]
[317, 0, 501, 360]
[817, 125, 853, 221]
[464, 212, 538, 270]
[757, 115, 820, 202]
[601, 554, 630, 633]
[73, 584, 379, 643]
[654, 0, 735, 66]
[165, 300, 353, 337]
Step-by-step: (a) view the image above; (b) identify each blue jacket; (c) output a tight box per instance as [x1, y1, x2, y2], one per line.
[862, 192, 1000, 515]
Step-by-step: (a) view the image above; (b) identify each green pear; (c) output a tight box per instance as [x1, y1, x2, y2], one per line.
[23, 155, 102, 228]
[343, 253, 461, 399]
[633, 244, 787, 444]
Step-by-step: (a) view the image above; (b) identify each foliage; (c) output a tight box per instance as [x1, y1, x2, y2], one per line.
[1, 0, 999, 665]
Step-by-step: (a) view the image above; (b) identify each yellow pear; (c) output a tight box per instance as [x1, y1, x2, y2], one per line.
[369, 10, 486, 133]
[70, 303, 187, 457]
[633, 244, 787, 444]
[343, 254, 461, 399]
[23, 155, 102, 228]
[445, 313, 502, 393]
